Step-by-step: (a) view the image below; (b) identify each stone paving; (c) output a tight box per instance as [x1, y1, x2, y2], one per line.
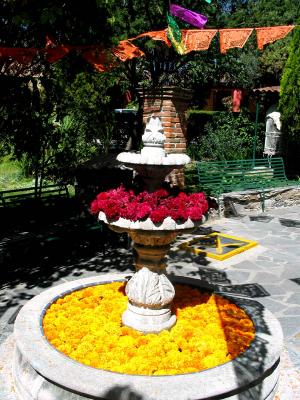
[0, 206, 300, 399]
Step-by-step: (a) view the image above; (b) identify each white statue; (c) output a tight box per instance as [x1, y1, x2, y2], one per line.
[264, 105, 282, 156]
[266, 105, 281, 132]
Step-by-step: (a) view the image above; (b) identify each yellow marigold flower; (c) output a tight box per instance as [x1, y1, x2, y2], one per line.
[43, 283, 254, 375]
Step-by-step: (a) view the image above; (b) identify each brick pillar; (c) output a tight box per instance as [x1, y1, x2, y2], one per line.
[138, 87, 192, 189]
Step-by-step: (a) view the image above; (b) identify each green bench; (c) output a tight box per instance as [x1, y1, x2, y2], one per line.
[196, 157, 300, 212]
[0, 183, 69, 207]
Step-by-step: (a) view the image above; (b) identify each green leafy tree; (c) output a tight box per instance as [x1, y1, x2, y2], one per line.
[0, 0, 116, 47]
[0, 56, 126, 188]
[0, 1, 127, 189]
[279, 27, 300, 139]
[279, 27, 300, 173]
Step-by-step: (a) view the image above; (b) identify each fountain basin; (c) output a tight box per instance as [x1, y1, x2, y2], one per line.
[98, 211, 201, 231]
[116, 152, 190, 192]
[117, 151, 190, 167]
[13, 274, 283, 400]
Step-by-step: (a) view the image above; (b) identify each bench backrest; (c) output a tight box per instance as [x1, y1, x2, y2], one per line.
[196, 157, 288, 195]
[0, 184, 69, 207]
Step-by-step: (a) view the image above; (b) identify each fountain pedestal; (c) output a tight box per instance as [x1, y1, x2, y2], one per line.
[122, 267, 177, 333]
[130, 230, 177, 272]
[109, 226, 188, 332]
[125, 230, 177, 332]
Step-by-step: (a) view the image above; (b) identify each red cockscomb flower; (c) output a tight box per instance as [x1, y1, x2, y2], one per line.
[90, 186, 209, 224]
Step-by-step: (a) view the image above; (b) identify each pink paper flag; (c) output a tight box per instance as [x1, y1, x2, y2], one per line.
[170, 4, 208, 29]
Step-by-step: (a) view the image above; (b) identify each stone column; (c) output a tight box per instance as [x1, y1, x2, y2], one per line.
[138, 87, 192, 189]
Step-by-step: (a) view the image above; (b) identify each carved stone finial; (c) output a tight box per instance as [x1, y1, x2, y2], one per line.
[142, 116, 165, 148]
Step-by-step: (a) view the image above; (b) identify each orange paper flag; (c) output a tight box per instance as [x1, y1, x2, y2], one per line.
[82, 49, 113, 72]
[44, 45, 71, 63]
[256, 25, 294, 50]
[219, 28, 253, 54]
[112, 40, 145, 62]
[130, 30, 171, 47]
[0, 47, 37, 64]
[181, 29, 218, 53]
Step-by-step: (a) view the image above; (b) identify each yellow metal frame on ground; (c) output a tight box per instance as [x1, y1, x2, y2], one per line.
[179, 232, 258, 261]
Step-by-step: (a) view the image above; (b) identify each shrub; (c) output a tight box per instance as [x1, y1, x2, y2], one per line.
[187, 110, 264, 161]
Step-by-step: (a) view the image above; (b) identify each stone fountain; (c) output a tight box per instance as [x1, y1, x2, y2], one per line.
[2, 116, 283, 400]
[99, 115, 195, 333]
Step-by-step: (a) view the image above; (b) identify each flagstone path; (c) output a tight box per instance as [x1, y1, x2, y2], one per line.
[0, 206, 299, 399]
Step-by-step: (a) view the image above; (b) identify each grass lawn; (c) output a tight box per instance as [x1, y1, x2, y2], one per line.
[0, 156, 76, 197]
[0, 156, 33, 190]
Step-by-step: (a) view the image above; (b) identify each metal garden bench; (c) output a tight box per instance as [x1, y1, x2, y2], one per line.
[196, 157, 300, 212]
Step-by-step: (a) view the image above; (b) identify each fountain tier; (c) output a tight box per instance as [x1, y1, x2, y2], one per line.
[117, 115, 190, 192]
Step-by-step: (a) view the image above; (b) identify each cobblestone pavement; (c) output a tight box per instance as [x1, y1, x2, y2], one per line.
[0, 206, 300, 399]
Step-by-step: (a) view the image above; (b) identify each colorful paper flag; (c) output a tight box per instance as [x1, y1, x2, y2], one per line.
[112, 40, 145, 62]
[256, 26, 294, 50]
[170, 4, 208, 29]
[82, 49, 112, 72]
[0, 47, 37, 64]
[181, 29, 218, 53]
[167, 13, 186, 55]
[219, 28, 253, 54]
[129, 31, 171, 47]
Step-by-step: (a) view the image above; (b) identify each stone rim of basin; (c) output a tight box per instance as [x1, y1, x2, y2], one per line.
[13, 274, 283, 400]
[98, 211, 205, 231]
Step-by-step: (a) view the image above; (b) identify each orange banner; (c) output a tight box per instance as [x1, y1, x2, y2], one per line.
[0, 47, 37, 64]
[112, 40, 145, 62]
[256, 25, 294, 50]
[219, 28, 254, 54]
[181, 29, 218, 53]
[82, 49, 113, 72]
[0, 25, 296, 71]
[44, 45, 71, 63]
[130, 30, 171, 47]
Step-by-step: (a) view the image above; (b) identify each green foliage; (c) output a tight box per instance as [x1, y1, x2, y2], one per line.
[0, 157, 33, 190]
[187, 110, 219, 117]
[0, 58, 126, 186]
[259, 37, 292, 84]
[0, 0, 135, 189]
[187, 110, 219, 143]
[1, 0, 116, 47]
[62, 68, 125, 154]
[279, 27, 300, 139]
[223, 0, 300, 27]
[187, 111, 264, 161]
[217, 49, 261, 89]
[1, 0, 300, 191]
[184, 162, 199, 193]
